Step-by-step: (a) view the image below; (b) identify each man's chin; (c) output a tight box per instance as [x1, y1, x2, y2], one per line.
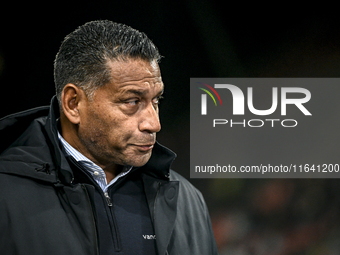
[126, 151, 153, 167]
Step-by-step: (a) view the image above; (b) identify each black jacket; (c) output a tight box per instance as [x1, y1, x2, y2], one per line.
[0, 97, 218, 255]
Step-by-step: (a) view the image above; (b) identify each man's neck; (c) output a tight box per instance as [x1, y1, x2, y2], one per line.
[59, 114, 122, 182]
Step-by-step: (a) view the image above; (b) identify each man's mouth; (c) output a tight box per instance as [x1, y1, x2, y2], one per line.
[132, 143, 155, 152]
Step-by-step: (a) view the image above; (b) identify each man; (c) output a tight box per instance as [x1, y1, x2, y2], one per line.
[0, 20, 218, 255]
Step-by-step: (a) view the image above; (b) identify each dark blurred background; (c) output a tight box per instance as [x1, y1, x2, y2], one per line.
[1, 2, 340, 254]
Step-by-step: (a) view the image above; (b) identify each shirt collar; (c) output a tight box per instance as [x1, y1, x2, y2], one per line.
[57, 131, 132, 191]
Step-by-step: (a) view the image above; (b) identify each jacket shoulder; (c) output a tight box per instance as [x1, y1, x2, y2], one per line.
[169, 170, 206, 208]
[167, 170, 219, 254]
[169, 170, 200, 191]
[0, 106, 49, 153]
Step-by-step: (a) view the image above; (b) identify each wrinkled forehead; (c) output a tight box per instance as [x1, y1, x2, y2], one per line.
[107, 59, 162, 84]
[100, 59, 163, 96]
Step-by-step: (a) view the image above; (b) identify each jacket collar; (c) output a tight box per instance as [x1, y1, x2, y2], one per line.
[44, 96, 75, 184]
[139, 141, 176, 180]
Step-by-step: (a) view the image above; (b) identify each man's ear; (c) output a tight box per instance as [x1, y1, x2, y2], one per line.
[61, 84, 85, 125]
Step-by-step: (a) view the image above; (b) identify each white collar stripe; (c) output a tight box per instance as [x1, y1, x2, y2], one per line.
[58, 132, 132, 192]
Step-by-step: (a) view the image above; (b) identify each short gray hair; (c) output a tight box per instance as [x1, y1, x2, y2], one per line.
[54, 20, 161, 104]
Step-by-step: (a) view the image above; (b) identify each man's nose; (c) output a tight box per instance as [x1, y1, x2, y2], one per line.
[139, 102, 161, 133]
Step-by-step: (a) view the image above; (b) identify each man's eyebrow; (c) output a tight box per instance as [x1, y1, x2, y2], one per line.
[123, 89, 146, 96]
[121, 88, 164, 96]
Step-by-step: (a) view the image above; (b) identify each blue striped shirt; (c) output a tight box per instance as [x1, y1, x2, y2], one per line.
[58, 132, 132, 192]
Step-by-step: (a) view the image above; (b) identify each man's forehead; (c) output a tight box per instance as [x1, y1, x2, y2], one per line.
[108, 59, 161, 82]
[117, 82, 164, 96]
[106, 59, 163, 93]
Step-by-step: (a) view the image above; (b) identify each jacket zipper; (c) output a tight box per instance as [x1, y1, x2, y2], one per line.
[104, 192, 113, 206]
[82, 184, 100, 255]
[67, 157, 121, 251]
[105, 187, 122, 252]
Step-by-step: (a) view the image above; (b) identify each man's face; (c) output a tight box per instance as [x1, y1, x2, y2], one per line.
[77, 59, 163, 168]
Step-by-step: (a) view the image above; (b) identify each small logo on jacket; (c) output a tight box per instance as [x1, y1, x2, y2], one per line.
[143, 235, 156, 240]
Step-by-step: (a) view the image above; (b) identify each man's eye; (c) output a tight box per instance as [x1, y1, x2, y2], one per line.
[125, 99, 139, 106]
[153, 96, 164, 104]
